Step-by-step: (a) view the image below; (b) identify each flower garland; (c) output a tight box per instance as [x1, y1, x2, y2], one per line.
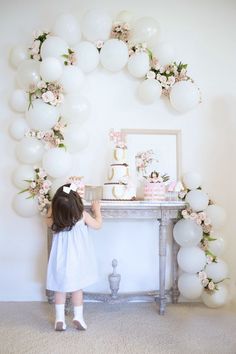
[29, 30, 50, 61]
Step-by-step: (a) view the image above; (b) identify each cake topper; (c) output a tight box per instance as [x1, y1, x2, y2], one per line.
[109, 129, 126, 148]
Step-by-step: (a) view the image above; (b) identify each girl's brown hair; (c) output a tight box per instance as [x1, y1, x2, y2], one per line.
[51, 184, 84, 233]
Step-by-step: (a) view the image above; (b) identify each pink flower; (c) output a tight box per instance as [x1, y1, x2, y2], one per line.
[202, 278, 209, 287]
[42, 91, 55, 103]
[198, 271, 207, 281]
[30, 40, 40, 55]
[208, 281, 215, 291]
[37, 81, 47, 90]
[146, 71, 156, 79]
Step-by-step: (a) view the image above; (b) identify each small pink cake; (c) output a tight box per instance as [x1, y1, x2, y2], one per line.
[144, 182, 166, 201]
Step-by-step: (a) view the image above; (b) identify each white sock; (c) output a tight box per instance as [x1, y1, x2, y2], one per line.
[55, 304, 66, 329]
[73, 305, 87, 329]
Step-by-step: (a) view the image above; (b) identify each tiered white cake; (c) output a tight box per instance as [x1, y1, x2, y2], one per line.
[103, 146, 136, 200]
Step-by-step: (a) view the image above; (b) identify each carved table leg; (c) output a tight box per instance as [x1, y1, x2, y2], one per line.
[172, 236, 180, 303]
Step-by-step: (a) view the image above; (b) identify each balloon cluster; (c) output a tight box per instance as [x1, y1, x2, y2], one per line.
[174, 172, 228, 308]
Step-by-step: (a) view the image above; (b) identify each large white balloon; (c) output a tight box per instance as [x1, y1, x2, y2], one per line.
[151, 42, 176, 66]
[206, 205, 226, 229]
[178, 273, 203, 299]
[208, 235, 225, 257]
[182, 172, 202, 190]
[41, 36, 69, 62]
[61, 94, 90, 124]
[12, 192, 39, 217]
[128, 52, 150, 78]
[49, 177, 70, 198]
[100, 39, 129, 72]
[42, 148, 72, 178]
[40, 57, 63, 82]
[16, 137, 44, 164]
[137, 79, 162, 104]
[9, 118, 29, 140]
[9, 89, 28, 112]
[177, 247, 207, 273]
[64, 124, 89, 153]
[130, 17, 160, 46]
[52, 13, 81, 46]
[59, 66, 85, 93]
[201, 284, 228, 308]
[185, 189, 209, 212]
[9, 44, 28, 68]
[12, 164, 35, 189]
[26, 99, 59, 131]
[81, 8, 112, 42]
[170, 81, 200, 113]
[205, 259, 228, 283]
[173, 218, 203, 247]
[74, 41, 99, 73]
[16, 59, 40, 91]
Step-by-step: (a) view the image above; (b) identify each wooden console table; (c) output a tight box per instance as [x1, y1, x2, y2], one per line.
[46, 200, 186, 315]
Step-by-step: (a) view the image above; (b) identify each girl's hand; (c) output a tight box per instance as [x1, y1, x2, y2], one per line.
[91, 200, 101, 214]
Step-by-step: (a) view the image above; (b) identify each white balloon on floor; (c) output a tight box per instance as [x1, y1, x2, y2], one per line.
[61, 94, 90, 124]
[12, 164, 35, 189]
[130, 17, 160, 46]
[100, 39, 129, 72]
[201, 284, 228, 308]
[9, 117, 29, 140]
[42, 148, 72, 178]
[137, 79, 162, 104]
[40, 57, 63, 82]
[26, 99, 59, 131]
[16, 137, 44, 164]
[64, 124, 89, 153]
[185, 189, 209, 212]
[177, 247, 207, 273]
[151, 41, 176, 66]
[205, 259, 228, 283]
[9, 44, 28, 68]
[74, 41, 100, 73]
[182, 172, 202, 190]
[173, 218, 203, 247]
[81, 8, 112, 42]
[59, 66, 85, 93]
[208, 236, 225, 257]
[40, 36, 69, 62]
[170, 81, 200, 113]
[12, 192, 39, 217]
[206, 205, 226, 229]
[52, 13, 81, 46]
[128, 52, 150, 78]
[178, 273, 203, 299]
[16, 59, 40, 90]
[9, 89, 28, 113]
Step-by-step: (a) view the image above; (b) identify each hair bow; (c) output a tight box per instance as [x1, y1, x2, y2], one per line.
[63, 183, 77, 194]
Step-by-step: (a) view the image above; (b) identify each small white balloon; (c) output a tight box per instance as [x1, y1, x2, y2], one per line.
[182, 172, 202, 190]
[170, 81, 200, 113]
[206, 205, 226, 229]
[151, 42, 176, 66]
[59, 66, 85, 93]
[173, 218, 203, 247]
[64, 125, 89, 153]
[61, 94, 90, 124]
[178, 273, 203, 300]
[74, 41, 99, 73]
[137, 79, 162, 104]
[208, 235, 225, 257]
[12, 164, 35, 189]
[26, 99, 59, 131]
[177, 247, 207, 274]
[9, 44, 28, 68]
[100, 39, 129, 72]
[201, 284, 228, 308]
[116, 10, 134, 23]
[205, 259, 228, 283]
[41, 36, 69, 62]
[9, 118, 29, 140]
[130, 17, 160, 46]
[40, 57, 63, 82]
[52, 13, 81, 46]
[9, 89, 28, 112]
[16, 59, 40, 91]
[185, 189, 209, 212]
[43, 148, 72, 178]
[12, 192, 39, 217]
[16, 137, 44, 164]
[81, 8, 112, 42]
[128, 52, 150, 78]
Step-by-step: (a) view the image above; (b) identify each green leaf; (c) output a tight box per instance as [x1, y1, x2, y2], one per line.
[18, 188, 29, 194]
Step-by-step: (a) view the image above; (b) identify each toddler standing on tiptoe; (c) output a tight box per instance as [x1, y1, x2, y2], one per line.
[46, 183, 102, 331]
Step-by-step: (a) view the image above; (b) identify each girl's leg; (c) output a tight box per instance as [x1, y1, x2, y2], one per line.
[72, 290, 87, 330]
[54, 292, 66, 331]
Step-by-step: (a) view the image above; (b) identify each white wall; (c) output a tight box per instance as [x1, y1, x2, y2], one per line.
[0, 0, 235, 301]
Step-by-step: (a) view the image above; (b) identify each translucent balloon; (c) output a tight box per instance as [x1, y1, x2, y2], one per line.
[201, 284, 228, 308]
[52, 13, 81, 46]
[100, 39, 129, 72]
[64, 124, 89, 153]
[185, 189, 209, 212]
[16, 137, 44, 164]
[74, 41, 99, 73]
[182, 172, 202, 190]
[170, 81, 200, 113]
[42, 148, 72, 178]
[137, 79, 162, 104]
[81, 8, 112, 42]
[116, 10, 134, 23]
[177, 247, 207, 273]
[208, 236, 225, 257]
[127, 52, 150, 78]
[12, 164, 35, 189]
[26, 99, 59, 131]
[130, 17, 160, 46]
[151, 42, 176, 66]
[9, 117, 29, 140]
[205, 259, 228, 283]
[40, 36, 69, 62]
[12, 192, 39, 217]
[173, 218, 203, 247]
[206, 205, 226, 229]
[178, 273, 203, 299]
[16, 59, 40, 91]
[60, 94, 90, 124]
[40, 57, 63, 82]
[59, 66, 84, 93]
[9, 89, 28, 113]
[9, 44, 28, 68]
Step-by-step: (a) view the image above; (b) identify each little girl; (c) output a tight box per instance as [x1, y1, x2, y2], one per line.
[46, 183, 102, 331]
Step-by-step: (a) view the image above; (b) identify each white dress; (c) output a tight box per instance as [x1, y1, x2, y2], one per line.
[47, 218, 98, 292]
